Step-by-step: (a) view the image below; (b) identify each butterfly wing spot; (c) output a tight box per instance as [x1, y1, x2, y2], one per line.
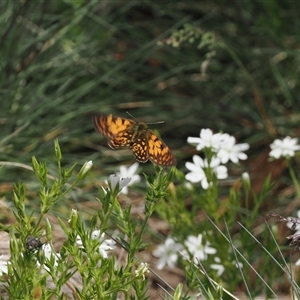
[131, 137, 149, 163]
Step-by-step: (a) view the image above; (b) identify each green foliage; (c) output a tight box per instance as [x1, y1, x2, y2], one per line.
[2, 141, 160, 299]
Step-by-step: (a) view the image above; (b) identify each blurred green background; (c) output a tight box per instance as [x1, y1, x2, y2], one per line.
[1, 0, 300, 202]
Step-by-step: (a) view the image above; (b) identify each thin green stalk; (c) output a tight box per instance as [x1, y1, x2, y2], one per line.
[288, 159, 300, 198]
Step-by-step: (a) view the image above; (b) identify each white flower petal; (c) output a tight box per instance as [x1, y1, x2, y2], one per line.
[210, 157, 221, 168]
[109, 174, 119, 191]
[185, 161, 200, 173]
[116, 163, 141, 194]
[201, 177, 210, 189]
[236, 143, 250, 151]
[128, 162, 139, 175]
[193, 155, 205, 167]
[215, 165, 228, 179]
[187, 137, 202, 144]
[119, 177, 131, 190]
[185, 172, 205, 183]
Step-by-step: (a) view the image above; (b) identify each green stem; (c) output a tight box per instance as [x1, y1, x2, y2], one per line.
[288, 159, 300, 197]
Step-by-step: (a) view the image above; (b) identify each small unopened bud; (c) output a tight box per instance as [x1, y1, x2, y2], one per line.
[78, 161, 93, 178]
[54, 139, 62, 161]
[242, 172, 250, 192]
[68, 209, 78, 229]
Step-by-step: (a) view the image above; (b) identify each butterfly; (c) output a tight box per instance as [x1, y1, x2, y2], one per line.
[93, 114, 176, 166]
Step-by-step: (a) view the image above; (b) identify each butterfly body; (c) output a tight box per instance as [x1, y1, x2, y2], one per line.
[93, 114, 176, 166]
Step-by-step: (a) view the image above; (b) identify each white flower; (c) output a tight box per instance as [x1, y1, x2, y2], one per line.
[187, 129, 224, 151]
[76, 229, 116, 259]
[91, 229, 116, 259]
[135, 262, 150, 280]
[287, 210, 300, 235]
[185, 155, 228, 189]
[42, 244, 55, 259]
[76, 236, 84, 248]
[210, 257, 225, 276]
[152, 237, 183, 270]
[269, 136, 300, 159]
[184, 234, 216, 263]
[117, 162, 141, 194]
[0, 255, 8, 276]
[217, 134, 249, 164]
[188, 130, 249, 165]
[108, 174, 131, 195]
[235, 261, 243, 269]
[38, 244, 61, 270]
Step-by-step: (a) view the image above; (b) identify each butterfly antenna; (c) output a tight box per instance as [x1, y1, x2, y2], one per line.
[146, 120, 164, 125]
[126, 111, 138, 121]
[126, 111, 164, 125]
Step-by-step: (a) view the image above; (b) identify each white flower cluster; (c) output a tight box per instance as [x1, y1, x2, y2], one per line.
[152, 234, 242, 276]
[186, 129, 249, 189]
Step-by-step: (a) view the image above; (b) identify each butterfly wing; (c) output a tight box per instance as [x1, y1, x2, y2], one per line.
[130, 130, 149, 163]
[93, 114, 136, 148]
[147, 130, 176, 166]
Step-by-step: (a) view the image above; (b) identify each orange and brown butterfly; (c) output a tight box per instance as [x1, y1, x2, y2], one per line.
[93, 113, 176, 167]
